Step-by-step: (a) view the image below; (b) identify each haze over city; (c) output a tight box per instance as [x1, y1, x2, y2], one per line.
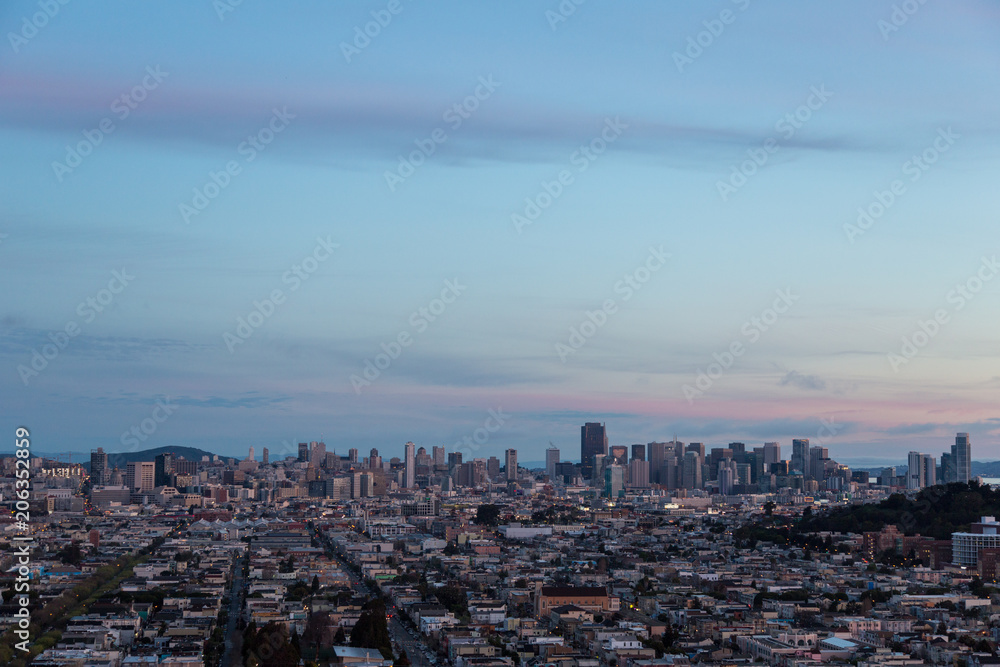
[2, 1, 1000, 464]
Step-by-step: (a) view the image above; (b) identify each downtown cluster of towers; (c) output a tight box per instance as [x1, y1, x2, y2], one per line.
[563, 423, 975, 498]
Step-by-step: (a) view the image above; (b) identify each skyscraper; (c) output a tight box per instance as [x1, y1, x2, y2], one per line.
[580, 422, 608, 480]
[609, 445, 628, 465]
[604, 464, 625, 498]
[90, 448, 108, 486]
[248, 446, 255, 462]
[546, 446, 560, 479]
[432, 445, 446, 469]
[262, 447, 269, 465]
[954, 433, 972, 483]
[154, 453, 173, 487]
[310, 441, 326, 467]
[487, 456, 500, 480]
[630, 444, 645, 462]
[298, 443, 309, 462]
[127, 461, 155, 492]
[763, 442, 780, 465]
[628, 459, 649, 488]
[348, 448, 359, 463]
[404, 441, 415, 488]
[791, 439, 809, 475]
[505, 448, 518, 481]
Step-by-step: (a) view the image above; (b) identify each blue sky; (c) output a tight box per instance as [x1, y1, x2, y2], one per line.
[2, 0, 999, 466]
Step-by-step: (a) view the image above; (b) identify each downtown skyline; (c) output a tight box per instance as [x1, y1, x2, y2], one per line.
[2, 1, 1000, 462]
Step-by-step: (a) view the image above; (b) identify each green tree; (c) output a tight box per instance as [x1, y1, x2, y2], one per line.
[350, 599, 393, 658]
[474, 504, 502, 527]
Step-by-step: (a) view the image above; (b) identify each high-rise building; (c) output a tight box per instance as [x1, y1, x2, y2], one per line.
[791, 439, 809, 475]
[681, 450, 702, 490]
[630, 444, 645, 462]
[908, 451, 934, 490]
[348, 448, 359, 463]
[609, 445, 628, 465]
[546, 446, 560, 479]
[297, 443, 309, 462]
[580, 422, 608, 480]
[127, 461, 155, 492]
[809, 446, 829, 481]
[310, 441, 326, 467]
[941, 451, 954, 483]
[954, 433, 972, 483]
[432, 446, 446, 469]
[487, 456, 500, 481]
[262, 447, 269, 465]
[448, 452, 462, 471]
[369, 448, 381, 470]
[154, 453, 173, 487]
[628, 459, 649, 488]
[763, 442, 780, 465]
[404, 441, 415, 488]
[90, 448, 108, 486]
[604, 464, 625, 499]
[248, 446, 255, 462]
[505, 448, 518, 481]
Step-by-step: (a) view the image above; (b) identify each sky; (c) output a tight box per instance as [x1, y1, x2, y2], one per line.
[1, 1, 999, 467]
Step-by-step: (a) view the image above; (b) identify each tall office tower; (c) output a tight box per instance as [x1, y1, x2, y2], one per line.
[940, 451, 953, 483]
[728, 442, 747, 462]
[592, 454, 607, 489]
[763, 442, 780, 465]
[90, 448, 108, 486]
[403, 441, 416, 488]
[630, 444, 645, 462]
[154, 453, 174, 487]
[246, 446, 254, 462]
[718, 460, 738, 495]
[604, 464, 625, 499]
[647, 442, 668, 485]
[663, 457, 679, 490]
[581, 422, 608, 480]
[609, 445, 628, 465]
[681, 450, 702, 489]
[953, 433, 972, 483]
[809, 446, 829, 481]
[310, 441, 327, 467]
[505, 448, 518, 481]
[878, 466, 896, 486]
[369, 448, 381, 470]
[907, 452, 925, 489]
[546, 446, 560, 479]
[922, 455, 937, 487]
[432, 446, 446, 469]
[348, 448, 359, 463]
[487, 456, 500, 481]
[709, 448, 733, 479]
[791, 439, 809, 475]
[262, 447, 269, 465]
[297, 443, 309, 462]
[127, 461, 155, 492]
[448, 452, 462, 471]
[686, 442, 705, 461]
[628, 459, 649, 488]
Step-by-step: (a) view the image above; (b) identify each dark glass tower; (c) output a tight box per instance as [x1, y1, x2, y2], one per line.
[580, 422, 608, 480]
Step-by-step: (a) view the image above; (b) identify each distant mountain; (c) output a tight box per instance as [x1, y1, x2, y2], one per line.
[0, 446, 218, 471]
[973, 461, 1000, 478]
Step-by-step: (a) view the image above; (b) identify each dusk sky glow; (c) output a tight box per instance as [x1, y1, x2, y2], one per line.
[2, 1, 1000, 465]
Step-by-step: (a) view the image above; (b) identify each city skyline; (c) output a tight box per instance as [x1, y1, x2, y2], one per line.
[3, 2, 1000, 462]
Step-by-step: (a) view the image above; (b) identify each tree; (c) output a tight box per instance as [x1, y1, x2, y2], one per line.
[350, 599, 392, 658]
[311, 575, 320, 595]
[474, 504, 502, 527]
[334, 626, 347, 645]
